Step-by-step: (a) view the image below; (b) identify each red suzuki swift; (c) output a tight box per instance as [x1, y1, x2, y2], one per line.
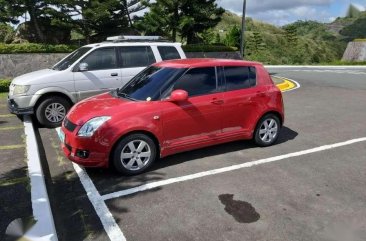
[60, 59, 284, 175]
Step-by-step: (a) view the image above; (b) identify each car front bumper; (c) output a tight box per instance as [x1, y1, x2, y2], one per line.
[60, 126, 110, 168]
[8, 97, 34, 115]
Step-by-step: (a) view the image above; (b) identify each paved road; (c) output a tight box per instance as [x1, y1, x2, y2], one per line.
[15, 67, 366, 241]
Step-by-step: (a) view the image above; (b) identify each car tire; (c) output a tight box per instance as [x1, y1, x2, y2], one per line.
[254, 114, 281, 147]
[35, 96, 71, 128]
[112, 133, 157, 175]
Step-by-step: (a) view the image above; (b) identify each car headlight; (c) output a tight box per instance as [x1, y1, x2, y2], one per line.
[12, 85, 30, 95]
[77, 116, 111, 137]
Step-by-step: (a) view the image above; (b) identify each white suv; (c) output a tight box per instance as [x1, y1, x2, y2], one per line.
[8, 36, 186, 127]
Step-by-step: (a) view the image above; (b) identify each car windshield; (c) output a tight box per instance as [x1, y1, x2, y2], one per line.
[52, 47, 92, 71]
[118, 66, 187, 101]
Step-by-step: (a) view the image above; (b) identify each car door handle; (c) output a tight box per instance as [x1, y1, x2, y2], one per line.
[211, 99, 224, 105]
[111, 73, 118, 77]
[257, 92, 266, 97]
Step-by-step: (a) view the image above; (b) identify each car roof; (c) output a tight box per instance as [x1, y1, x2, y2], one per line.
[153, 58, 262, 68]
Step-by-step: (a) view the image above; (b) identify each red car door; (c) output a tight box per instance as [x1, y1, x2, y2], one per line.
[221, 66, 260, 137]
[161, 67, 224, 153]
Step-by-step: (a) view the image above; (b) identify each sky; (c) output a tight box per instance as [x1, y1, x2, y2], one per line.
[216, 0, 366, 25]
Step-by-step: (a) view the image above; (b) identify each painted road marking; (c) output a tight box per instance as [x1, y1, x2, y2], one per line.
[55, 128, 126, 241]
[274, 76, 301, 92]
[24, 116, 58, 241]
[288, 69, 366, 75]
[0, 114, 15, 118]
[0, 126, 24, 131]
[265, 65, 366, 69]
[72, 163, 126, 241]
[0, 144, 25, 150]
[101, 137, 366, 200]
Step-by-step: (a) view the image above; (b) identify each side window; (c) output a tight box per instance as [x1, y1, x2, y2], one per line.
[158, 46, 181, 60]
[81, 48, 117, 71]
[224, 66, 256, 91]
[119, 46, 156, 68]
[173, 67, 217, 97]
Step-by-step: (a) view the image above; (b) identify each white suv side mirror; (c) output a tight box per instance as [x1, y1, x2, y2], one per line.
[79, 63, 89, 72]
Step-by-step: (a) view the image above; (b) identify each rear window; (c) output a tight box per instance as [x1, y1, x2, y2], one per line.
[224, 66, 256, 91]
[158, 46, 181, 60]
[119, 46, 156, 68]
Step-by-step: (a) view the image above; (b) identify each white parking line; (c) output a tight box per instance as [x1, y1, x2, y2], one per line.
[101, 137, 366, 200]
[24, 116, 58, 241]
[55, 128, 126, 241]
[72, 163, 126, 241]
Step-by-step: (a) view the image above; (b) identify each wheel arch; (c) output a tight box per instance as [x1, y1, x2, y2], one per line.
[33, 91, 74, 110]
[109, 130, 161, 166]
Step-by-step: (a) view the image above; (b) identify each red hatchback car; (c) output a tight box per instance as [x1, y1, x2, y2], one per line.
[60, 59, 284, 175]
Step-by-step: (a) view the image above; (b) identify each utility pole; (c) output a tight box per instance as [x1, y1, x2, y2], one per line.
[240, 0, 247, 59]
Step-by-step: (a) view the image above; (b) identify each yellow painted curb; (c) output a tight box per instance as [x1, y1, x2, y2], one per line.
[0, 144, 25, 150]
[276, 78, 297, 92]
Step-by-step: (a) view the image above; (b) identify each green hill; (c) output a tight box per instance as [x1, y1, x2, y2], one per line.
[214, 11, 366, 64]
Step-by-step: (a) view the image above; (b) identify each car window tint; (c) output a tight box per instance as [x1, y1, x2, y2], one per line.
[173, 67, 217, 97]
[119, 46, 156, 68]
[82, 48, 117, 71]
[158, 46, 181, 60]
[224, 66, 257, 91]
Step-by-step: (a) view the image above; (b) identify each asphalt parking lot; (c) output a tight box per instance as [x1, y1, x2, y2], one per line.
[2, 67, 366, 241]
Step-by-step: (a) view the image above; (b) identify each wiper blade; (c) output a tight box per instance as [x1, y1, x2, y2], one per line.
[117, 91, 136, 101]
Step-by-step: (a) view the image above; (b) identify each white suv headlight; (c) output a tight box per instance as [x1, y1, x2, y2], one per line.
[77, 116, 111, 137]
[12, 84, 30, 95]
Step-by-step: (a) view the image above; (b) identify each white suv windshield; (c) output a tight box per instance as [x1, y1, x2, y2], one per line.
[52, 47, 92, 71]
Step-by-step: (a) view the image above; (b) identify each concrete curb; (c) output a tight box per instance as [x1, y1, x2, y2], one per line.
[23, 116, 58, 241]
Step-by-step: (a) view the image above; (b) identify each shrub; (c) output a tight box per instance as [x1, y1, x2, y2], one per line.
[0, 79, 11, 93]
[183, 44, 237, 52]
[0, 43, 77, 54]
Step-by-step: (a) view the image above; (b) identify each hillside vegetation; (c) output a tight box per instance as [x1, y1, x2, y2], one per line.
[214, 11, 366, 64]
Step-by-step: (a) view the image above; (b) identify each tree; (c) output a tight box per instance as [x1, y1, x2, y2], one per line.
[283, 25, 298, 46]
[53, 0, 130, 43]
[136, 0, 224, 44]
[122, 0, 149, 27]
[224, 25, 240, 48]
[0, 23, 15, 43]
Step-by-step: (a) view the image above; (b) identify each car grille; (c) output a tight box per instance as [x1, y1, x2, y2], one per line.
[64, 118, 77, 132]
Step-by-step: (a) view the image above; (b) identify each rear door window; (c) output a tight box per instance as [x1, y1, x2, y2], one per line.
[158, 46, 181, 60]
[224, 66, 256, 91]
[119, 46, 156, 68]
[173, 67, 217, 97]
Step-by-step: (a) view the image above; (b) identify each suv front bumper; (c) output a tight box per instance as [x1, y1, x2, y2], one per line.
[8, 97, 34, 115]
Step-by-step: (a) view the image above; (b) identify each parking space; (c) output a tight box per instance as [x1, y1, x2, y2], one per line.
[0, 94, 33, 241]
[22, 68, 366, 240]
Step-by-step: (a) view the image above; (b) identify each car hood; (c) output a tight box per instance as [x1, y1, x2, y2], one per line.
[66, 92, 140, 125]
[11, 69, 63, 85]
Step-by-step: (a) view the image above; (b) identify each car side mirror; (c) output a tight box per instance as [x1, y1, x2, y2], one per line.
[169, 89, 188, 102]
[79, 63, 89, 72]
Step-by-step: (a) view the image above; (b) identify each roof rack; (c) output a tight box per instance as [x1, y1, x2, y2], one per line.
[105, 35, 170, 43]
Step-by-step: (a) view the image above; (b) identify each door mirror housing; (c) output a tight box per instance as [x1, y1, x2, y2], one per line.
[169, 89, 188, 102]
[79, 62, 89, 72]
